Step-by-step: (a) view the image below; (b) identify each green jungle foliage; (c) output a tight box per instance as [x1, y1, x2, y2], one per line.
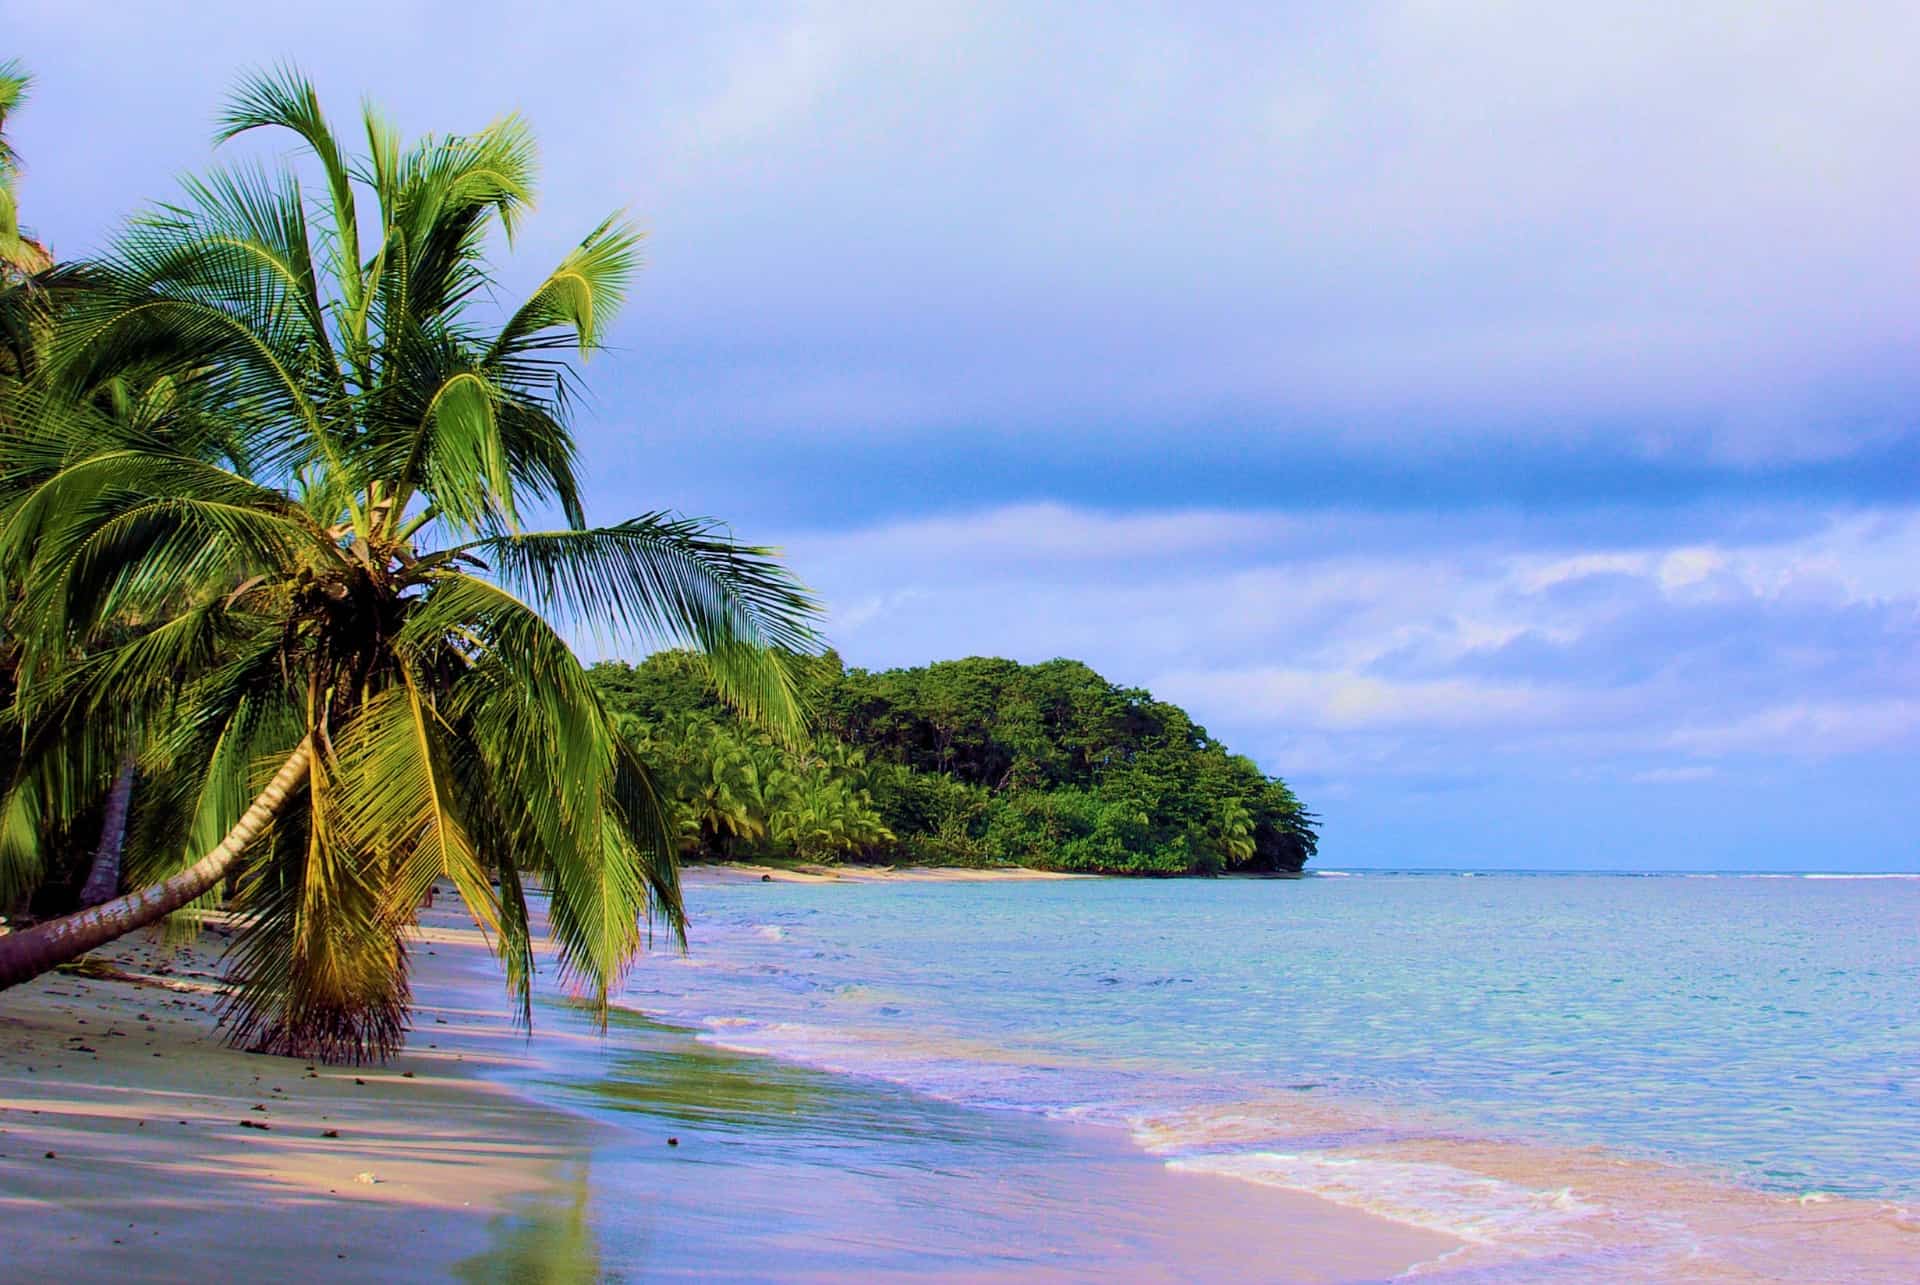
[590, 653, 1317, 875]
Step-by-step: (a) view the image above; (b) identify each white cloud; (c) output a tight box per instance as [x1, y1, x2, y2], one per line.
[799, 502, 1291, 568]
[18, 3, 1920, 457]
[830, 587, 933, 635]
[1657, 548, 1726, 592]
[1519, 553, 1653, 593]
[1152, 667, 1571, 732]
[1630, 765, 1720, 785]
[616, 1, 1920, 449]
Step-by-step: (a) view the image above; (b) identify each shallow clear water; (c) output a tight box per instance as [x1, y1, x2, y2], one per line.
[624, 873, 1920, 1203]
[481, 1004, 1414, 1283]
[591, 871, 1920, 1276]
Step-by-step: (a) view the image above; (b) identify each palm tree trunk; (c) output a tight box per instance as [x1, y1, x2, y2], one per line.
[77, 760, 137, 907]
[0, 742, 311, 991]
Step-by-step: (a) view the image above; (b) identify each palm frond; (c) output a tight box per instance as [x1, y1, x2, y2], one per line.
[373, 112, 537, 328]
[399, 570, 612, 797]
[221, 748, 408, 1063]
[472, 516, 821, 739]
[4, 451, 327, 648]
[401, 569, 680, 1013]
[0, 59, 30, 172]
[0, 778, 48, 905]
[384, 365, 518, 536]
[215, 64, 364, 323]
[489, 215, 643, 362]
[328, 676, 502, 936]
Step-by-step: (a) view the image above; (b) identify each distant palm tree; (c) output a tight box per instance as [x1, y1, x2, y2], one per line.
[0, 68, 818, 1061]
[764, 760, 892, 863]
[1201, 797, 1256, 875]
[682, 729, 768, 858]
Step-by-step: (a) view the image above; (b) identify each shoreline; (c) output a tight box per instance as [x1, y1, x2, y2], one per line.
[488, 999, 1466, 1282]
[691, 860, 1093, 883]
[687, 861, 1307, 883]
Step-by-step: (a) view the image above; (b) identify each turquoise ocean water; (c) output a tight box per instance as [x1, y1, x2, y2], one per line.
[569, 871, 1920, 1277]
[624, 873, 1919, 1199]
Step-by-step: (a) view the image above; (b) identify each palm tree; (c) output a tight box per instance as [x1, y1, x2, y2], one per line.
[1, 365, 257, 915]
[0, 59, 59, 921]
[1203, 797, 1256, 875]
[764, 756, 892, 863]
[0, 68, 819, 1061]
[681, 728, 768, 858]
[0, 61, 52, 279]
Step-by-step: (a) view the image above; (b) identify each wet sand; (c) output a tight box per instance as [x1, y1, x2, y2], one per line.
[1140, 1095, 1920, 1281]
[496, 1003, 1463, 1282]
[1, 897, 1459, 1283]
[697, 861, 1091, 883]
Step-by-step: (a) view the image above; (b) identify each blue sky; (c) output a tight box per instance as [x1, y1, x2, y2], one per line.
[12, 3, 1919, 869]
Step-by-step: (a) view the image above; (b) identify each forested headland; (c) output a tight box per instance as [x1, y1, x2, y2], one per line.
[590, 653, 1317, 876]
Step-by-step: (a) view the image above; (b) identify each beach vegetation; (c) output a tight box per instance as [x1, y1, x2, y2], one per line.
[590, 653, 1316, 874]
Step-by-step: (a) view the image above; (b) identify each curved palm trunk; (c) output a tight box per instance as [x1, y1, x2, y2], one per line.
[77, 760, 137, 907]
[0, 742, 311, 991]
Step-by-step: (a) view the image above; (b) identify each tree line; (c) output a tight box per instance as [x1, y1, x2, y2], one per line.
[590, 652, 1318, 875]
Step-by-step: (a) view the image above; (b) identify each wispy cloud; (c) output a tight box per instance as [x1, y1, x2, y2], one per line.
[1629, 765, 1719, 786]
[1152, 667, 1573, 733]
[784, 502, 1920, 795]
[1669, 701, 1920, 758]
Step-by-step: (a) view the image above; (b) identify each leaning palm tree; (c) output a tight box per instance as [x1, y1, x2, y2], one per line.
[0, 68, 818, 1061]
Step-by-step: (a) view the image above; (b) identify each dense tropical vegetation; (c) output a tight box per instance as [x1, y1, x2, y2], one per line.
[0, 66, 817, 1060]
[591, 652, 1317, 875]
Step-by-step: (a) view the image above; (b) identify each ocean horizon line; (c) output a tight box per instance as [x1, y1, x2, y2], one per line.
[1315, 865, 1920, 877]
